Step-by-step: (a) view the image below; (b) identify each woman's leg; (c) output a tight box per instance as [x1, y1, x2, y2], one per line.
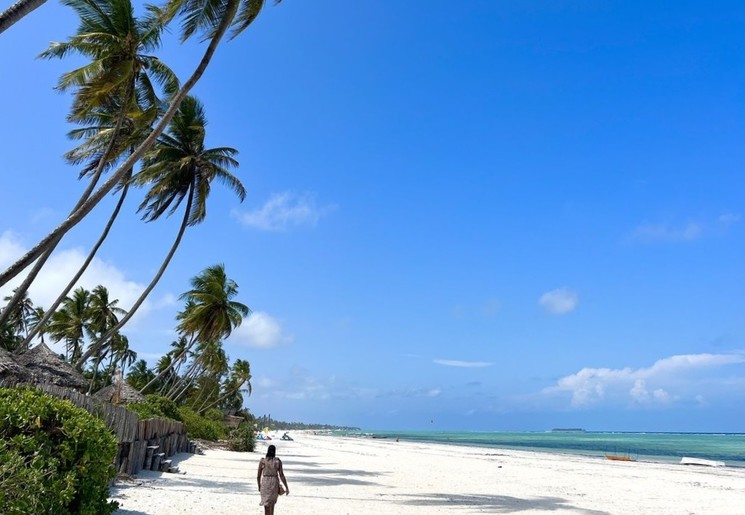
[264, 506, 271, 515]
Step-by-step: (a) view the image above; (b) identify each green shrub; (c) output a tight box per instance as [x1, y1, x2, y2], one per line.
[228, 422, 256, 452]
[0, 387, 118, 515]
[144, 395, 182, 421]
[127, 395, 182, 422]
[178, 407, 227, 441]
[203, 407, 224, 422]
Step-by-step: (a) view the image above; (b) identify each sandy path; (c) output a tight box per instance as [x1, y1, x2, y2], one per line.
[111, 432, 745, 514]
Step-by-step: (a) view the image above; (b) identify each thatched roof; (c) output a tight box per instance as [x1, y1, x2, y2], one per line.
[94, 381, 146, 404]
[18, 343, 87, 391]
[0, 347, 31, 386]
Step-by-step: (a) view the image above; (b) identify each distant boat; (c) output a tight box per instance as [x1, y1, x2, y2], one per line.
[551, 428, 585, 432]
[680, 457, 725, 467]
[606, 454, 636, 462]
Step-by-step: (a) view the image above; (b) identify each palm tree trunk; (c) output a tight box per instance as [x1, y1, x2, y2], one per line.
[139, 336, 196, 394]
[168, 360, 204, 401]
[0, 80, 132, 324]
[0, 0, 46, 34]
[197, 381, 245, 415]
[21, 177, 131, 348]
[87, 348, 109, 394]
[192, 380, 220, 411]
[0, 0, 239, 289]
[75, 185, 194, 369]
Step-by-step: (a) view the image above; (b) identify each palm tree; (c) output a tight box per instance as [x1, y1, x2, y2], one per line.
[88, 285, 126, 336]
[76, 96, 246, 368]
[126, 358, 155, 390]
[176, 264, 249, 343]
[47, 287, 92, 362]
[0, 0, 277, 289]
[139, 264, 249, 393]
[27, 306, 50, 345]
[0, 0, 178, 325]
[198, 358, 252, 414]
[109, 333, 137, 373]
[86, 285, 126, 389]
[0, 317, 22, 352]
[2, 288, 35, 344]
[186, 340, 229, 407]
[21, 101, 158, 349]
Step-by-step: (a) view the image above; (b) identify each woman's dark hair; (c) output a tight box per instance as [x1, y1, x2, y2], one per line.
[266, 444, 276, 458]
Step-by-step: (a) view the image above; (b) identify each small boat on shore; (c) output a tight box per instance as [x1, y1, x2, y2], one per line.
[606, 454, 636, 462]
[680, 457, 725, 467]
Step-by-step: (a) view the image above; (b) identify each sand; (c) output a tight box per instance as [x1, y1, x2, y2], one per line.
[111, 432, 745, 514]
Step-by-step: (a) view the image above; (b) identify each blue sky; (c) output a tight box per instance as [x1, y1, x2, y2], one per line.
[2, 0, 745, 432]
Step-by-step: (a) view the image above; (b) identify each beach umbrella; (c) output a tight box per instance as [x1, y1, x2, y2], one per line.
[17, 342, 87, 391]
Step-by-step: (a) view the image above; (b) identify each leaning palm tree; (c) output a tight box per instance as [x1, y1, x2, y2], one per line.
[0, 0, 46, 34]
[186, 340, 229, 407]
[0, 0, 278, 289]
[139, 264, 249, 393]
[198, 358, 251, 414]
[76, 96, 246, 368]
[0, 0, 178, 325]
[21, 102, 159, 349]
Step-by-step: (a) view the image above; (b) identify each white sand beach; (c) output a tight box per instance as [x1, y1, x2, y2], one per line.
[111, 432, 745, 514]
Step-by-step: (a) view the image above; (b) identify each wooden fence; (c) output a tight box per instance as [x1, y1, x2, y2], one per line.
[33, 383, 194, 476]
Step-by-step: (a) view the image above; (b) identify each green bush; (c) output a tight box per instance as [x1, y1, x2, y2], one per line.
[145, 395, 182, 421]
[178, 407, 227, 441]
[0, 387, 118, 515]
[127, 395, 182, 422]
[203, 407, 225, 422]
[228, 422, 256, 452]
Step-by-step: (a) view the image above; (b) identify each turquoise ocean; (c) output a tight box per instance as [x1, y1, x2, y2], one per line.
[347, 430, 745, 467]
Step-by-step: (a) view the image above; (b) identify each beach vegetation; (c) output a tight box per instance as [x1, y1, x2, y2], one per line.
[228, 422, 257, 452]
[128, 394, 183, 422]
[0, 386, 118, 514]
[178, 406, 227, 441]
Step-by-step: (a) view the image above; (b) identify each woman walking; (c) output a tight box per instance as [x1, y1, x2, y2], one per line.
[257, 444, 289, 514]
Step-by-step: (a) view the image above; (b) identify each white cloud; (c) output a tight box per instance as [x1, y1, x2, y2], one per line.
[230, 311, 293, 349]
[0, 231, 26, 270]
[542, 352, 745, 408]
[480, 299, 502, 318]
[256, 367, 376, 402]
[539, 287, 578, 315]
[630, 222, 702, 243]
[718, 213, 741, 225]
[433, 359, 493, 368]
[0, 233, 151, 321]
[233, 192, 332, 231]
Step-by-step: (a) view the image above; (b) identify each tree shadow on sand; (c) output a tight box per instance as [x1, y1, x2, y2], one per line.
[397, 493, 611, 514]
[285, 460, 387, 488]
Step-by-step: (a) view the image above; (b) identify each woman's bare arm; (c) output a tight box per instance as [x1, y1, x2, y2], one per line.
[257, 459, 264, 489]
[278, 460, 289, 495]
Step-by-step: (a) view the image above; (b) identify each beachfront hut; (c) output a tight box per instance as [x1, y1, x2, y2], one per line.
[94, 381, 146, 405]
[17, 342, 87, 391]
[0, 346, 32, 386]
